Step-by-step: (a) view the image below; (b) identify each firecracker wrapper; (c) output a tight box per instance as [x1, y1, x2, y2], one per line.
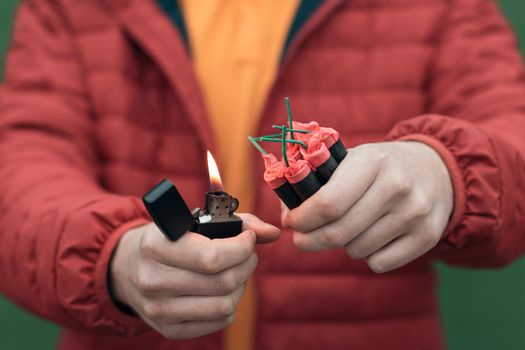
[263, 154, 303, 209]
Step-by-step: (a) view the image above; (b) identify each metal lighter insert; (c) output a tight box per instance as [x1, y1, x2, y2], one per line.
[191, 190, 242, 239]
[142, 151, 243, 241]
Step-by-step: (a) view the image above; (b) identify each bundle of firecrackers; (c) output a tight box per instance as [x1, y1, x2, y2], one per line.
[249, 98, 347, 209]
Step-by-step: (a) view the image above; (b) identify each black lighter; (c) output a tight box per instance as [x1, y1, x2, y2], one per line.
[142, 152, 243, 241]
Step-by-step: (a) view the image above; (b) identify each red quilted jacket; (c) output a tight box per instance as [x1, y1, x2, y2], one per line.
[1, 0, 525, 349]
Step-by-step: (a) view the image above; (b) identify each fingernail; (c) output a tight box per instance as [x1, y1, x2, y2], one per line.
[370, 262, 385, 274]
[264, 222, 279, 230]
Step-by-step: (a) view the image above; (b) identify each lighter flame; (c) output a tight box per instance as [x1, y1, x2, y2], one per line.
[207, 151, 224, 191]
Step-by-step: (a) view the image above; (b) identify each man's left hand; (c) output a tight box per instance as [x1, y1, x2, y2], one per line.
[282, 141, 454, 273]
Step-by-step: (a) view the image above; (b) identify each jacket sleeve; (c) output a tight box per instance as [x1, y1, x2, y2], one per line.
[0, 1, 151, 335]
[387, 0, 525, 268]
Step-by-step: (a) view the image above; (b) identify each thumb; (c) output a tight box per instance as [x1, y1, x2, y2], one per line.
[238, 213, 281, 244]
[280, 201, 291, 228]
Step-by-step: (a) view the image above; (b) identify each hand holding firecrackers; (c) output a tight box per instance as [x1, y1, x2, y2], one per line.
[250, 98, 454, 274]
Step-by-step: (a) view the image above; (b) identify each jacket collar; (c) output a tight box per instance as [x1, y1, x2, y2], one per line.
[257, 0, 346, 133]
[103, 0, 345, 154]
[103, 0, 216, 152]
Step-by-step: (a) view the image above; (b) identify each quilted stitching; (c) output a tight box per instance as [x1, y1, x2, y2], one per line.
[1, 0, 525, 349]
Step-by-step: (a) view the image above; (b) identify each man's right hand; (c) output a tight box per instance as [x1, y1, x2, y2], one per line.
[109, 213, 279, 339]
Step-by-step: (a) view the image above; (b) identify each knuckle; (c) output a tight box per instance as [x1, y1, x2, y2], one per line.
[320, 227, 347, 248]
[389, 174, 411, 197]
[135, 268, 159, 294]
[216, 270, 238, 294]
[410, 193, 433, 218]
[142, 301, 164, 321]
[197, 248, 220, 273]
[217, 297, 237, 318]
[317, 194, 342, 222]
[139, 233, 157, 256]
[374, 148, 391, 167]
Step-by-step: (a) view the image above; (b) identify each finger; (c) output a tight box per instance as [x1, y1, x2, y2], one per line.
[280, 201, 290, 228]
[239, 213, 281, 243]
[293, 177, 395, 251]
[158, 316, 236, 340]
[141, 284, 246, 324]
[366, 224, 440, 273]
[136, 253, 258, 297]
[344, 212, 408, 259]
[142, 225, 256, 274]
[283, 148, 380, 233]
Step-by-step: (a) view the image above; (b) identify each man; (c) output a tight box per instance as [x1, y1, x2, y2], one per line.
[1, 0, 525, 349]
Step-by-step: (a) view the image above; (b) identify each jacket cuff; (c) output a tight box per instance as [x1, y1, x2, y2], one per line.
[392, 133, 466, 238]
[94, 217, 151, 332]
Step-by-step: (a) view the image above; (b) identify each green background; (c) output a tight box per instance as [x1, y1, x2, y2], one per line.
[1, 1, 525, 349]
